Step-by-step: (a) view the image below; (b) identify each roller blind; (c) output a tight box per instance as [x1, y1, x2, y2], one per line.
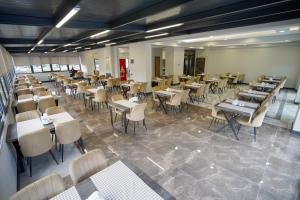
[50, 56, 59, 64]
[59, 57, 68, 64]
[41, 56, 50, 64]
[67, 56, 80, 65]
[13, 56, 30, 65]
[30, 56, 41, 65]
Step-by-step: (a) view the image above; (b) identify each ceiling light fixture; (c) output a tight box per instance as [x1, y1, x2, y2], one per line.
[31, 47, 35, 51]
[90, 30, 110, 38]
[145, 33, 169, 39]
[146, 23, 183, 33]
[44, 52, 48, 54]
[51, 49, 56, 52]
[279, 30, 285, 33]
[97, 40, 110, 44]
[64, 43, 72, 47]
[85, 47, 91, 50]
[37, 39, 43, 45]
[105, 42, 116, 46]
[289, 26, 299, 31]
[73, 50, 77, 52]
[63, 50, 68, 52]
[75, 46, 82, 49]
[27, 51, 31, 54]
[285, 40, 290, 42]
[56, 6, 80, 28]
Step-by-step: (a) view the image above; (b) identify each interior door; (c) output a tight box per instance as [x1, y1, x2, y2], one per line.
[155, 56, 160, 77]
[195, 57, 205, 75]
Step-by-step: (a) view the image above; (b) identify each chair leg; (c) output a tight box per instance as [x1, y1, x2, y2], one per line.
[49, 150, 59, 165]
[61, 144, 64, 162]
[29, 157, 32, 177]
[253, 127, 257, 142]
[209, 118, 215, 128]
[133, 122, 136, 135]
[143, 119, 147, 130]
[114, 113, 118, 122]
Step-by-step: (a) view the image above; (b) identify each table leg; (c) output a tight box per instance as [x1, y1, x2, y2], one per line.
[109, 107, 114, 128]
[223, 112, 239, 140]
[13, 141, 23, 190]
[156, 95, 167, 114]
[123, 112, 127, 134]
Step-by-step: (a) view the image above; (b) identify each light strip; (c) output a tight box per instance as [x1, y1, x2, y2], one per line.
[105, 42, 116, 46]
[97, 40, 110, 44]
[51, 49, 56, 52]
[289, 26, 299, 31]
[146, 23, 183, 33]
[180, 30, 277, 43]
[90, 30, 110, 38]
[56, 6, 80, 28]
[145, 33, 168, 39]
[37, 39, 43, 45]
[64, 43, 72, 47]
[85, 47, 91, 50]
[63, 50, 68, 52]
[75, 46, 82, 49]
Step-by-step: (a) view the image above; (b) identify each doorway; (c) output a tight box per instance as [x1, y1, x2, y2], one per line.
[184, 50, 195, 76]
[195, 57, 205, 75]
[155, 56, 161, 77]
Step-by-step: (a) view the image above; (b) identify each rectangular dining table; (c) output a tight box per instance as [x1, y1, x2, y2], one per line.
[108, 100, 138, 134]
[51, 160, 175, 200]
[215, 99, 259, 140]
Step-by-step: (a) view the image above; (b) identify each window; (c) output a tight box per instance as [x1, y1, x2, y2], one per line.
[60, 64, 68, 71]
[69, 64, 81, 70]
[52, 64, 60, 71]
[42, 64, 51, 72]
[32, 65, 42, 73]
[15, 65, 32, 74]
[0, 78, 7, 105]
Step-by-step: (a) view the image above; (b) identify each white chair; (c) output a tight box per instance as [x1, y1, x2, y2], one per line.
[166, 92, 182, 112]
[69, 149, 107, 184]
[126, 103, 147, 134]
[54, 119, 83, 162]
[209, 100, 226, 128]
[237, 105, 268, 141]
[10, 174, 66, 200]
[180, 89, 190, 110]
[19, 128, 58, 177]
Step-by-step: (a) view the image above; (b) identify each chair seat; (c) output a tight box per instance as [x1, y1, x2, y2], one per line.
[114, 108, 123, 115]
[237, 116, 252, 126]
[212, 112, 226, 120]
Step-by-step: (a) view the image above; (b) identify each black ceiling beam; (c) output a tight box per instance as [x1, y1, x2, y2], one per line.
[171, 1, 300, 33]
[109, 0, 193, 29]
[146, 0, 294, 30]
[0, 38, 68, 44]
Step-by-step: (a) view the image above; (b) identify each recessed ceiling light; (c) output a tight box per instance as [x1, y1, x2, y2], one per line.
[90, 30, 110, 38]
[199, 47, 204, 49]
[188, 47, 195, 49]
[97, 40, 110, 44]
[73, 50, 77, 53]
[37, 39, 43, 45]
[31, 47, 35, 51]
[64, 43, 72, 47]
[279, 30, 285, 33]
[44, 52, 48, 54]
[51, 49, 56, 52]
[27, 51, 31, 54]
[75, 46, 81, 49]
[146, 23, 183, 33]
[145, 33, 168, 39]
[56, 6, 80, 28]
[85, 47, 91, 50]
[285, 40, 290, 42]
[63, 50, 68, 52]
[289, 26, 299, 31]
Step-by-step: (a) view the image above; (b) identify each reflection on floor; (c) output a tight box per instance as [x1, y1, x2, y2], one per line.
[19, 83, 300, 200]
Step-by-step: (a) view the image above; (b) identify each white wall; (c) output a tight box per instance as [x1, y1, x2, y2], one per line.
[129, 42, 152, 91]
[200, 45, 300, 88]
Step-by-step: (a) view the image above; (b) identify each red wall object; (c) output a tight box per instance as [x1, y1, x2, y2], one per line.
[119, 59, 127, 81]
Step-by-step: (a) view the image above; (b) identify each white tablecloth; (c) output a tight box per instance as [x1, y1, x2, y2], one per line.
[17, 118, 44, 138]
[49, 112, 74, 125]
[114, 100, 138, 109]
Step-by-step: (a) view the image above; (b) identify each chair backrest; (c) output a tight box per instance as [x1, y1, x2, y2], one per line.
[16, 86, 27, 90]
[152, 86, 161, 99]
[55, 119, 81, 144]
[196, 84, 206, 96]
[94, 89, 107, 102]
[111, 94, 124, 102]
[38, 91, 51, 96]
[38, 97, 56, 113]
[128, 103, 147, 121]
[69, 149, 107, 184]
[251, 106, 268, 127]
[170, 93, 182, 106]
[204, 83, 211, 94]
[107, 79, 114, 87]
[33, 87, 46, 95]
[17, 100, 36, 113]
[211, 100, 220, 116]
[130, 84, 140, 94]
[181, 89, 190, 103]
[16, 110, 40, 122]
[19, 128, 53, 157]
[46, 106, 66, 116]
[139, 82, 147, 93]
[16, 88, 31, 96]
[18, 94, 33, 101]
[10, 174, 66, 200]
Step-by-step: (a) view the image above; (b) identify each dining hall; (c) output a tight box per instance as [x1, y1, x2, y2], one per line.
[0, 0, 300, 199]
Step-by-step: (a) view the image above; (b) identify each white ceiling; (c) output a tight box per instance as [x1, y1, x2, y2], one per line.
[150, 18, 300, 49]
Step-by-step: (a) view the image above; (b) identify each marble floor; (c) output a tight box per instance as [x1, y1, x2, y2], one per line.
[20, 83, 300, 200]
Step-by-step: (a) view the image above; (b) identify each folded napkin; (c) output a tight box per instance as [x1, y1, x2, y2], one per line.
[86, 191, 105, 200]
